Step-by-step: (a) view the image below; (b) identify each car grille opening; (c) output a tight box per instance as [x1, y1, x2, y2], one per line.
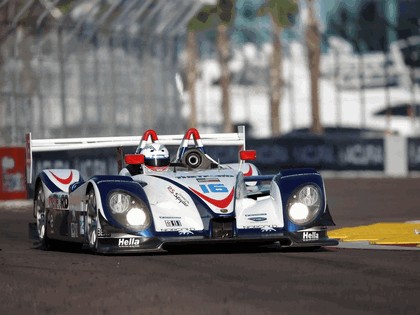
[211, 218, 235, 239]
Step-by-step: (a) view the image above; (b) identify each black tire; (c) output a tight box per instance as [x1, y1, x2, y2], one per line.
[86, 189, 99, 253]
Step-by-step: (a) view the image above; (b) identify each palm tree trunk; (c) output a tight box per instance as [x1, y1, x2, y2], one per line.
[305, 0, 323, 135]
[216, 23, 232, 132]
[270, 20, 283, 136]
[186, 30, 198, 128]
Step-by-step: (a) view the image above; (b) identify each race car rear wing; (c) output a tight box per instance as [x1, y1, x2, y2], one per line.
[25, 126, 246, 183]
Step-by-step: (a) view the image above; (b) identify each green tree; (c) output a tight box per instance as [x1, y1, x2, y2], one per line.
[259, 0, 298, 136]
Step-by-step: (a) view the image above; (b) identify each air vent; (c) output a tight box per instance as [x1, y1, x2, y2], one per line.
[211, 218, 235, 238]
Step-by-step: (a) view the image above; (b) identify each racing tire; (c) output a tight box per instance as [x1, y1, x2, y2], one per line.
[86, 189, 99, 254]
[34, 183, 54, 250]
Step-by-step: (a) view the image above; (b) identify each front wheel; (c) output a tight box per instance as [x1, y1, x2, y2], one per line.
[86, 189, 99, 253]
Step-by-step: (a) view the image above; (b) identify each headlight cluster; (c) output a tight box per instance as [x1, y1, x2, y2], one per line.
[108, 191, 150, 231]
[286, 185, 322, 225]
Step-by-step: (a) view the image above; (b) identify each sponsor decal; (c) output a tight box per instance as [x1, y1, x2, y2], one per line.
[245, 213, 267, 217]
[79, 216, 85, 235]
[248, 217, 267, 222]
[179, 229, 194, 235]
[302, 231, 319, 241]
[70, 222, 78, 238]
[167, 186, 189, 206]
[176, 174, 234, 179]
[159, 216, 181, 219]
[49, 170, 73, 185]
[97, 228, 111, 237]
[242, 225, 277, 231]
[118, 238, 140, 247]
[197, 177, 220, 183]
[161, 228, 194, 235]
[261, 226, 276, 232]
[48, 212, 54, 229]
[48, 194, 69, 209]
[165, 220, 182, 227]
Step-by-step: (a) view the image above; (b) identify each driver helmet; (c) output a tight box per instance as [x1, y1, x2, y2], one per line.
[141, 143, 170, 172]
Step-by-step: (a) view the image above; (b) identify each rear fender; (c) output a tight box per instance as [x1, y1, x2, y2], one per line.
[38, 169, 81, 194]
[34, 170, 82, 216]
[225, 163, 260, 177]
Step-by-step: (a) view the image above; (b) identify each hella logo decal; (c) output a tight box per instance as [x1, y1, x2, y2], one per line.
[118, 238, 140, 247]
[302, 231, 319, 241]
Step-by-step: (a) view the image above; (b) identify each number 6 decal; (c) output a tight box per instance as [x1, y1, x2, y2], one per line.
[199, 184, 228, 193]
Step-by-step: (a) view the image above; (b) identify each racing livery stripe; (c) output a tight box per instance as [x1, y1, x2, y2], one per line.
[49, 170, 73, 185]
[189, 187, 234, 208]
[243, 165, 252, 176]
[150, 175, 231, 211]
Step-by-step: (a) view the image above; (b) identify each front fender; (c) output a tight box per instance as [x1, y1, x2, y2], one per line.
[88, 176, 154, 235]
[272, 168, 334, 231]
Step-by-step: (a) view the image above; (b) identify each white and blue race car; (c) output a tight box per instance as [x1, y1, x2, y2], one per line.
[27, 127, 338, 254]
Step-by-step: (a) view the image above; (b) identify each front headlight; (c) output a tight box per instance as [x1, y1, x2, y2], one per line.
[108, 191, 151, 231]
[126, 207, 147, 226]
[109, 192, 130, 213]
[287, 185, 322, 225]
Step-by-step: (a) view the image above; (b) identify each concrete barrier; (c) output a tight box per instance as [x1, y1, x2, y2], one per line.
[0, 147, 27, 200]
[384, 135, 408, 177]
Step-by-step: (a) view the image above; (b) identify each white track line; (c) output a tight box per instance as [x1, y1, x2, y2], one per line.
[336, 241, 420, 251]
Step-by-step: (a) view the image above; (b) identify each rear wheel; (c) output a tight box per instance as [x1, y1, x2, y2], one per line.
[34, 184, 52, 249]
[86, 189, 99, 253]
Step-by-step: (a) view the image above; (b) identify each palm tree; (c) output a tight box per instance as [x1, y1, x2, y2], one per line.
[259, 0, 298, 136]
[305, 0, 323, 134]
[216, 0, 235, 132]
[185, 28, 199, 128]
[186, 5, 219, 129]
[187, 0, 236, 133]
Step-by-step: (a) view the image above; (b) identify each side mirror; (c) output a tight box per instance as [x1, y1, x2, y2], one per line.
[124, 154, 144, 165]
[240, 150, 256, 161]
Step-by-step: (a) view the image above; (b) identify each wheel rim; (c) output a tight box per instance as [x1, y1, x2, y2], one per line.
[87, 190, 98, 249]
[89, 227, 97, 248]
[35, 186, 46, 240]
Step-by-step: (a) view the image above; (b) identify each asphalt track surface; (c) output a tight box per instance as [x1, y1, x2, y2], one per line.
[0, 178, 419, 315]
